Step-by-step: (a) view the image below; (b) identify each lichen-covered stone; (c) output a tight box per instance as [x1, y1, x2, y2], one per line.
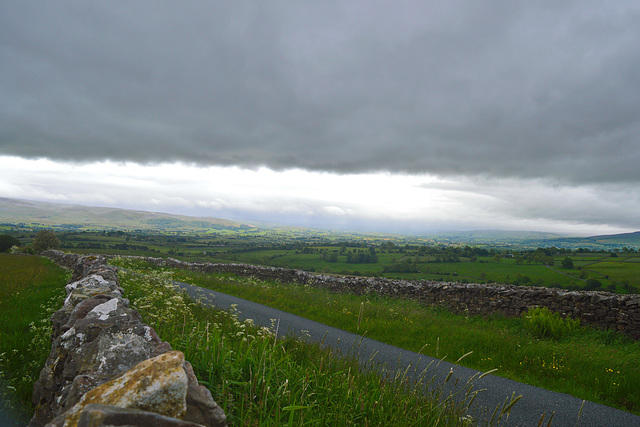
[32, 307, 167, 424]
[32, 289, 168, 424]
[63, 272, 123, 310]
[53, 351, 188, 427]
[33, 252, 227, 427]
[74, 403, 204, 427]
[65, 274, 114, 294]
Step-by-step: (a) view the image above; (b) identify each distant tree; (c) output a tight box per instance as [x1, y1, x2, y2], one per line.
[561, 257, 574, 269]
[621, 280, 634, 293]
[512, 272, 532, 286]
[0, 234, 21, 253]
[381, 241, 396, 251]
[585, 278, 603, 290]
[32, 229, 61, 253]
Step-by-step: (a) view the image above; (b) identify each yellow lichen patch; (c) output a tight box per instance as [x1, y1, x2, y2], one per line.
[61, 350, 188, 426]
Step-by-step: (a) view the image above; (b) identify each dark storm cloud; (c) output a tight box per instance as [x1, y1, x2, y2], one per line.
[1, 1, 639, 183]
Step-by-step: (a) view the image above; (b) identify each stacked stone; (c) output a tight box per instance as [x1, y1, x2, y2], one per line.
[33, 253, 226, 427]
[134, 255, 640, 340]
[42, 249, 640, 337]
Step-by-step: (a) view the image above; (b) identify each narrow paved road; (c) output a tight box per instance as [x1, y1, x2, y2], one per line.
[173, 281, 640, 427]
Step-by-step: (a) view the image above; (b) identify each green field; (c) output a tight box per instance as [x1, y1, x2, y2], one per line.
[2, 201, 640, 423]
[5, 227, 640, 294]
[202, 245, 640, 293]
[1, 246, 639, 423]
[0, 253, 497, 426]
[0, 254, 68, 425]
[111, 257, 640, 416]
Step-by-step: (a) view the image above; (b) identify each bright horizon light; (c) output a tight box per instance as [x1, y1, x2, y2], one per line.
[1, 155, 636, 237]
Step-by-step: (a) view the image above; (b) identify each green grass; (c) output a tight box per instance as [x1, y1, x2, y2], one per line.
[13, 226, 640, 291]
[416, 258, 567, 283]
[114, 261, 511, 426]
[3, 249, 636, 422]
[111, 258, 640, 416]
[227, 249, 640, 291]
[584, 260, 640, 283]
[0, 254, 69, 425]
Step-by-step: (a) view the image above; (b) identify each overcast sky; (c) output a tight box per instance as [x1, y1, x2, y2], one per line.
[1, 1, 639, 236]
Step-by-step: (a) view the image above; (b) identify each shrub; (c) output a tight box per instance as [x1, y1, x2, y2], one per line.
[561, 257, 574, 269]
[522, 307, 580, 340]
[0, 234, 20, 253]
[586, 278, 603, 290]
[32, 230, 61, 253]
[383, 261, 419, 273]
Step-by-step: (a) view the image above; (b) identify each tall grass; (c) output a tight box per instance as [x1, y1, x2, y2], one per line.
[0, 254, 69, 425]
[522, 306, 581, 340]
[115, 259, 508, 426]
[114, 259, 640, 415]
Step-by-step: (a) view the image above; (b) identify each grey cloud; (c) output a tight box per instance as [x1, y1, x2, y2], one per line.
[2, 1, 640, 183]
[419, 177, 640, 231]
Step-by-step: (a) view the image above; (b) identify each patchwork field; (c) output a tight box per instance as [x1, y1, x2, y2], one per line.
[6, 228, 640, 293]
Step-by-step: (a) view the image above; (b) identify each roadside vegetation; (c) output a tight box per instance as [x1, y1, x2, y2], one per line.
[0, 253, 517, 426]
[0, 254, 68, 425]
[2, 224, 640, 422]
[114, 259, 516, 426]
[109, 257, 640, 416]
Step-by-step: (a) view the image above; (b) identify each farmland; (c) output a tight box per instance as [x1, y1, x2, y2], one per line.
[2, 223, 640, 421]
[5, 227, 640, 294]
[3, 197, 640, 295]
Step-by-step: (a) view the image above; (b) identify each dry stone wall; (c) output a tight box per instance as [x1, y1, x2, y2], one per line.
[138, 256, 640, 340]
[34, 251, 227, 427]
[33, 250, 639, 424]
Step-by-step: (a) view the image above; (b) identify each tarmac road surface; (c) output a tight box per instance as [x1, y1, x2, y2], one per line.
[173, 281, 640, 427]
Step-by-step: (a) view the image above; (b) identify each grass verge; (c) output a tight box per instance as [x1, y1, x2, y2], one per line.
[0, 254, 69, 426]
[111, 258, 640, 415]
[115, 259, 514, 426]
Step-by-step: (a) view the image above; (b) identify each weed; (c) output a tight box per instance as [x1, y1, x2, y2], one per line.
[522, 307, 581, 340]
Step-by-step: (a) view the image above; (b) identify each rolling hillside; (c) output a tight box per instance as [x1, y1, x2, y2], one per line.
[1, 197, 638, 249]
[0, 197, 254, 233]
[544, 231, 640, 250]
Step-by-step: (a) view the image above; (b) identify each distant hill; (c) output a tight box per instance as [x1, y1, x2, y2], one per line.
[543, 231, 640, 250]
[0, 197, 255, 232]
[428, 229, 640, 250]
[1, 197, 638, 249]
[427, 230, 567, 245]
